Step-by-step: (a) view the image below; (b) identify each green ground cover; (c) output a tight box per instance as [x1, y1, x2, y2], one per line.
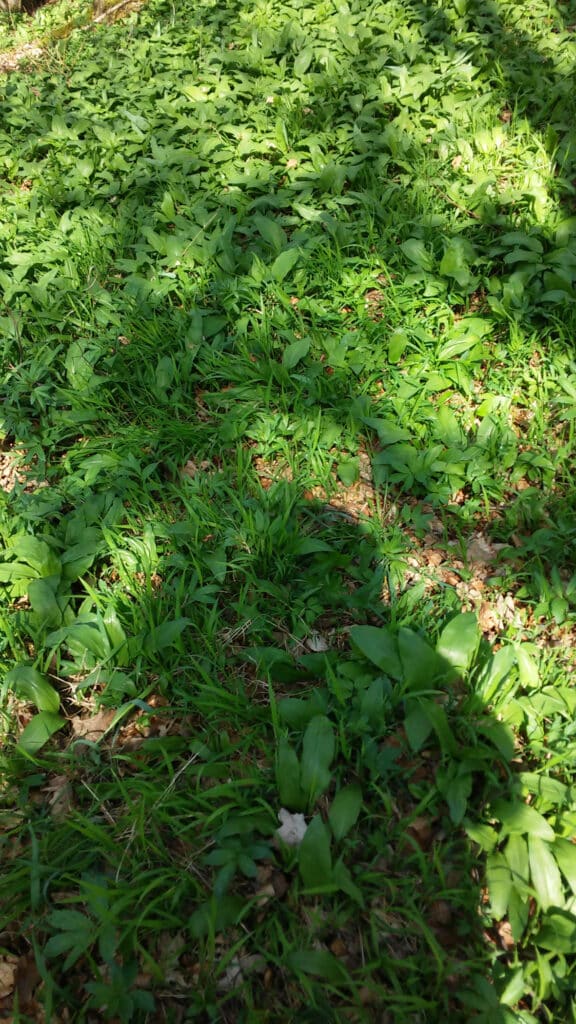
[1, 0, 576, 1019]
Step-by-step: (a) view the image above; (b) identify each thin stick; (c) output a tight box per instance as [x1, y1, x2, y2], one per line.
[90, 0, 139, 25]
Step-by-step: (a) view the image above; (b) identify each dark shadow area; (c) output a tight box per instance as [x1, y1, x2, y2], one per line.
[1, 464, 558, 1022]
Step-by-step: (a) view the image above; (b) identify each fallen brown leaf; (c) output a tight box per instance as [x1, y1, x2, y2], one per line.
[43, 774, 74, 821]
[70, 707, 116, 742]
[406, 816, 434, 852]
[496, 919, 515, 951]
[0, 957, 17, 999]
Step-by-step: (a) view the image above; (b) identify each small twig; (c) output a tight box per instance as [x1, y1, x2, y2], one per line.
[432, 185, 481, 220]
[90, 0, 139, 25]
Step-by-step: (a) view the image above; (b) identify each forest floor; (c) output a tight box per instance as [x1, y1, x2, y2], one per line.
[1, 0, 576, 1020]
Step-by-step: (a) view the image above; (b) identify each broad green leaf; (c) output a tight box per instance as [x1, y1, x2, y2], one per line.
[515, 645, 539, 688]
[45, 909, 96, 969]
[493, 801, 555, 841]
[293, 47, 314, 76]
[188, 895, 244, 938]
[360, 677, 385, 727]
[556, 217, 576, 246]
[437, 335, 482, 362]
[5, 665, 60, 713]
[16, 712, 66, 755]
[293, 538, 333, 555]
[337, 458, 359, 486]
[505, 835, 530, 894]
[300, 715, 335, 805]
[11, 536, 61, 577]
[253, 213, 286, 253]
[398, 628, 441, 690]
[0, 562, 38, 582]
[440, 238, 475, 287]
[49, 622, 110, 661]
[282, 335, 310, 369]
[298, 815, 332, 888]
[28, 578, 63, 626]
[205, 545, 227, 582]
[160, 191, 175, 220]
[499, 967, 526, 1008]
[436, 613, 480, 671]
[61, 538, 100, 580]
[508, 887, 530, 943]
[536, 909, 576, 953]
[441, 770, 472, 824]
[478, 645, 517, 702]
[528, 836, 564, 910]
[276, 738, 303, 810]
[49, 909, 95, 931]
[388, 329, 409, 363]
[103, 608, 127, 655]
[332, 858, 364, 905]
[464, 820, 498, 854]
[423, 699, 458, 754]
[362, 417, 412, 446]
[143, 618, 190, 654]
[486, 852, 513, 919]
[401, 238, 433, 271]
[328, 784, 362, 841]
[155, 355, 174, 393]
[66, 340, 97, 390]
[270, 248, 299, 282]
[287, 949, 348, 984]
[553, 839, 576, 895]
[278, 695, 327, 729]
[349, 626, 402, 678]
[404, 704, 433, 752]
[477, 720, 515, 762]
[519, 772, 568, 808]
